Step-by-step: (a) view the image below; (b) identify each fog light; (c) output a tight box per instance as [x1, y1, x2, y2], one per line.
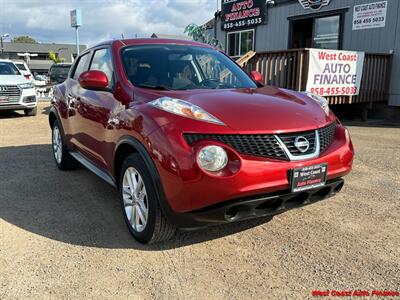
[197, 145, 228, 172]
[23, 96, 36, 103]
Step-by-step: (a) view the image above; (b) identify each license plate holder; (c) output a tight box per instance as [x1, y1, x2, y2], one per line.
[291, 163, 328, 193]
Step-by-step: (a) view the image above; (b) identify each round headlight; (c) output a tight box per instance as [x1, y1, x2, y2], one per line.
[197, 145, 228, 172]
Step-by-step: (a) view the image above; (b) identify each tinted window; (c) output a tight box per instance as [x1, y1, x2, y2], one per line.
[15, 63, 27, 71]
[0, 62, 20, 75]
[121, 45, 257, 90]
[72, 54, 90, 80]
[50, 65, 70, 76]
[90, 48, 114, 88]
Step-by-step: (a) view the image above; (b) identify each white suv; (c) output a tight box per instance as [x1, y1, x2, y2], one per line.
[14, 61, 34, 82]
[0, 59, 37, 116]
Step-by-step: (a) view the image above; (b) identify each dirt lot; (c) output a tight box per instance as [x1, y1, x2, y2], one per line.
[0, 102, 399, 299]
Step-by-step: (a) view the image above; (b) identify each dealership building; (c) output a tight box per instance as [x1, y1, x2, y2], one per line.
[210, 0, 400, 108]
[1, 42, 86, 74]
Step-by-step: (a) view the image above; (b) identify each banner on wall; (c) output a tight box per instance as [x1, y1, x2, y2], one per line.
[306, 49, 365, 96]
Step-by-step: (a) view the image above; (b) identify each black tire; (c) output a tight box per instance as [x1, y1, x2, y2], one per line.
[24, 107, 37, 116]
[51, 120, 78, 170]
[120, 153, 176, 244]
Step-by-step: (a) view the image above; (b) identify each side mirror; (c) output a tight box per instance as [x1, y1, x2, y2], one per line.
[250, 71, 263, 84]
[79, 70, 109, 90]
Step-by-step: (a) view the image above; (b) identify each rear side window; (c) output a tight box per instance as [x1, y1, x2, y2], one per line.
[72, 53, 91, 80]
[16, 63, 27, 71]
[50, 65, 70, 77]
[90, 48, 114, 88]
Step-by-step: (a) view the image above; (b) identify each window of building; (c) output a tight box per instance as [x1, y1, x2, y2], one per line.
[289, 13, 342, 50]
[312, 15, 340, 49]
[227, 29, 254, 58]
[89, 48, 114, 88]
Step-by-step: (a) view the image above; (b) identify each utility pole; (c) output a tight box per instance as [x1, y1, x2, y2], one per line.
[1, 33, 9, 58]
[70, 9, 82, 56]
[75, 26, 80, 55]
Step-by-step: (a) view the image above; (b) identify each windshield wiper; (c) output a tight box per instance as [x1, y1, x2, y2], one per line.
[138, 84, 170, 91]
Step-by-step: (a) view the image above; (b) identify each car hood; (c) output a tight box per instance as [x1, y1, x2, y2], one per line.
[157, 86, 336, 134]
[0, 75, 30, 85]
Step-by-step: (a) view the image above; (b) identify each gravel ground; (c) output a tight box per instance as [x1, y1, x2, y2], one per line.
[0, 103, 399, 299]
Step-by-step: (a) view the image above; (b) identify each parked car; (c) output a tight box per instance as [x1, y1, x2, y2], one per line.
[33, 74, 48, 87]
[0, 59, 37, 116]
[49, 39, 354, 243]
[48, 63, 71, 84]
[14, 61, 34, 82]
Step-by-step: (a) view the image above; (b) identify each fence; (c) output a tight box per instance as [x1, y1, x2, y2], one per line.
[242, 49, 393, 105]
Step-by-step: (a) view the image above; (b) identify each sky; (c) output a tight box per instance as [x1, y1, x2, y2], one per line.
[0, 0, 218, 47]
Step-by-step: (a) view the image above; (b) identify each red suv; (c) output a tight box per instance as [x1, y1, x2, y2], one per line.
[49, 39, 354, 243]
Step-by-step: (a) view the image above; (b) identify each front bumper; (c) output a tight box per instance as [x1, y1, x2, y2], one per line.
[169, 178, 344, 227]
[148, 121, 354, 215]
[0, 87, 36, 111]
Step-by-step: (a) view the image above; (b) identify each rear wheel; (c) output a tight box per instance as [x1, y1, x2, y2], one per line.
[120, 153, 176, 244]
[51, 120, 78, 170]
[24, 107, 37, 116]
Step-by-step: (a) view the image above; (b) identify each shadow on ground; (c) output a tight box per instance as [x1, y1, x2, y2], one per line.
[0, 110, 25, 119]
[41, 105, 51, 115]
[0, 144, 272, 250]
[0, 105, 51, 119]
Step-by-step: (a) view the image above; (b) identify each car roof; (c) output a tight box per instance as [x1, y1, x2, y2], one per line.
[50, 63, 72, 67]
[0, 59, 14, 63]
[91, 38, 215, 50]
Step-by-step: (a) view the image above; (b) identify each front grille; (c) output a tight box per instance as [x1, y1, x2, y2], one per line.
[0, 85, 21, 103]
[183, 122, 337, 160]
[277, 130, 316, 156]
[183, 134, 288, 160]
[319, 121, 336, 153]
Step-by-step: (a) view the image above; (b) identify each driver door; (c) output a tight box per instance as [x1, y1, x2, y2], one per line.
[70, 47, 120, 170]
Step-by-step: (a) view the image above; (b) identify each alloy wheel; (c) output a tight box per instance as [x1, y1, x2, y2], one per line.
[52, 126, 62, 164]
[122, 167, 149, 232]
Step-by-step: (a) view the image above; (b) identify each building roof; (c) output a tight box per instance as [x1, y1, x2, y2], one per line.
[2, 42, 86, 54]
[204, 18, 215, 29]
[151, 33, 192, 41]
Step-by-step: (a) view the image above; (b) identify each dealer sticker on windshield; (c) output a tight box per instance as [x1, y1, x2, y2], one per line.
[291, 163, 328, 193]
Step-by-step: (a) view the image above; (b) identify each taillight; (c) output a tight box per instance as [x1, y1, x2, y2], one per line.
[24, 74, 31, 80]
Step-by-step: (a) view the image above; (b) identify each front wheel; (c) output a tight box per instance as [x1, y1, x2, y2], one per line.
[24, 107, 37, 116]
[51, 120, 78, 170]
[120, 153, 176, 244]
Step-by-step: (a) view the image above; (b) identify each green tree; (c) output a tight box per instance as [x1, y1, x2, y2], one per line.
[184, 24, 224, 50]
[12, 35, 38, 44]
[48, 51, 64, 64]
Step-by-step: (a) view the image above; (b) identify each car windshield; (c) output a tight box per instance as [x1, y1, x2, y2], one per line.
[50, 66, 70, 77]
[0, 62, 21, 75]
[121, 44, 257, 90]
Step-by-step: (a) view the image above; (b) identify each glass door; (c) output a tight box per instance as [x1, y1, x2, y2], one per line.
[312, 15, 340, 49]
